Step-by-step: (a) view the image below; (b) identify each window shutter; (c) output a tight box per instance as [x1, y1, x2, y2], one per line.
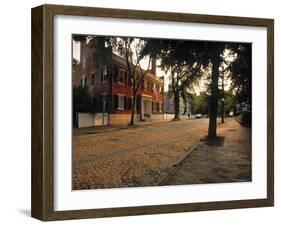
[128, 73, 132, 86]
[114, 95, 118, 110]
[124, 96, 127, 110]
[106, 69, 110, 81]
[128, 97, 132, 110]
[85, 77, 87, 87]
[124, 72, 128, 85]
[100, 69, 103, 82]
[114, 67, 118, 82]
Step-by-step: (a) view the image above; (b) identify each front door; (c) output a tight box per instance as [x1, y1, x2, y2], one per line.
[141, 96, 152, 120]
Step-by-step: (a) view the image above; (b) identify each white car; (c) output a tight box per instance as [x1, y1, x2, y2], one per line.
[195, 114, 202, 119]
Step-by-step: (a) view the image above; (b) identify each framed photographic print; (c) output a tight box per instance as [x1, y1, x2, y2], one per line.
[31, 4, 274, 221]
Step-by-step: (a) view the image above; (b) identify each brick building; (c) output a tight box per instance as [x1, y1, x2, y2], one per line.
[73, 37, 164, 127]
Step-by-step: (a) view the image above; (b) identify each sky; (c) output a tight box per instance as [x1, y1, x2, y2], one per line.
[73, 40, 80, 61]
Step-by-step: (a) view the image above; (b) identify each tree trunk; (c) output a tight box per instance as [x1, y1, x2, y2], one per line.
[221, 71, 225, 123]
[221, 99, 225, 123]
[208, 59, 220, 140]
[129, 90, 136, 126]
[173, 90, 180, 120]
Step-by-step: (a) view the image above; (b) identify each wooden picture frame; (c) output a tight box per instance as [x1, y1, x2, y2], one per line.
[31, 4, 274, 221]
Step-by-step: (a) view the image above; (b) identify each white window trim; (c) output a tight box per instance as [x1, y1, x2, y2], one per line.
[159, 102, 163, 112]
[118, 69, 125, 85]
[90, 71, 95, 86]
[152, 102, 157, 112]
[81, 75, 86, 88]
[101, 67, 107, 83]
[117, 94, 125, 110]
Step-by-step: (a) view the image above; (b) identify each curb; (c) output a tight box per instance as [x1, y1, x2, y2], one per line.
[81, 119, 184, 136]
[155, 141, 202, 186]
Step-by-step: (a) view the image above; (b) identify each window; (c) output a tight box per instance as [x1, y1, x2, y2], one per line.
[156, 84, 160, 92]
[157, 102, 162, 112]
[101, 67, 108, 82]
[159, 86, 163, 95]
[80, 75, 87, 88]
[152, 83, 156, 92]
[156, 103, 160, 112]
[113, 67, 118, 82]
[91, 73, 95, 86]
[144, 80, 148, 91]
[152, 102, 157, 112]
[128, 74, 132, 86]
[101, 93, 107, 111]
[118, 95, 125, 110]
[118, 69, 125, 84]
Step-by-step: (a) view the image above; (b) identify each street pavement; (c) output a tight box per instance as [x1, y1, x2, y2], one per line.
[73, 118, 209, 189]
[73, 117, 251, 190]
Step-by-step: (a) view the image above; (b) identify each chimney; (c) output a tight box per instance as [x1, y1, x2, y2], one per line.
[151, 58, 156, 75]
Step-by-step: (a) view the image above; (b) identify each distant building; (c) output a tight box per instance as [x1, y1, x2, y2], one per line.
[163, 92, 189, 116]
[236, 102, 251, 114]
[73, 37, 164, 127]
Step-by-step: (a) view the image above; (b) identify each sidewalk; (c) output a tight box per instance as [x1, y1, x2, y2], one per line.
[159, 118, 251, 185]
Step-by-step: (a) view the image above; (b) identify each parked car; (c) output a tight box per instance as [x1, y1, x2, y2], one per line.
[195, 114, 202, 119]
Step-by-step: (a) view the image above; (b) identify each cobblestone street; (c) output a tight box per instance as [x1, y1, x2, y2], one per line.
[73, 118, 209, 189]
[73, 118, 251, 190]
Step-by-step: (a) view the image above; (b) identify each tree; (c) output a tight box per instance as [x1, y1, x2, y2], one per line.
[72, 58, 79, 66]
[142, 39, 202, 120]
[205, 42, 252, 139]
[180, 88, 195, 115]
[72, 87, 94, 127]
[228, 44, 252, 105]
[219, 89, 237, 115]
[201, 43, 224, 140]
[115, 38, 153, 126]
[189, 92, 210, 115]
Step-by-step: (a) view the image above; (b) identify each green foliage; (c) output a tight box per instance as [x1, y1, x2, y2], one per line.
[189, 92, 210, 114]
[228, 44, 252, 104]
[142, 39, 205, 119]
[237, 112, 251, 127]
[72, 58, 79, 66]
[73, 87, 94, 113]
[73, 34, 87, 42]
[218, 89, 237, 115]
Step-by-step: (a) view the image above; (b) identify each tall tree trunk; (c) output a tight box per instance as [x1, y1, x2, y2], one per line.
[221, 71, 225, 123]
[208, 59, 220, 140]
[173, 90, 180, 120]
[221, 99, 225, 123]
[129, 90, 136, 126]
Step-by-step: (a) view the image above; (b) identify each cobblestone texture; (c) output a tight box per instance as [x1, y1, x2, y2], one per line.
[73, 118, 209, 189]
